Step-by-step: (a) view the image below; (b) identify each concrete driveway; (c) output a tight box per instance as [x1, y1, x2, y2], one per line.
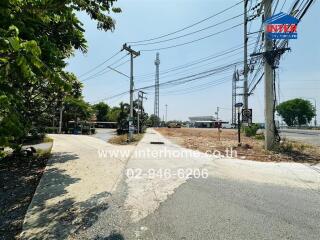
[22, 130, 320, 240]
[21, 134, 135, 239]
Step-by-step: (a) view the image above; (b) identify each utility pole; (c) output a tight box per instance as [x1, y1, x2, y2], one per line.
[137, 98, 140, 134]
[232, 70, 237, 126]
[154, 53, 160, 123]
[122, 43, 140, 141]
[165, 104, 168, 122]
[215, 107, 219, 121]
[314, 100, 317, 127]
[243, 0, 249, 111]
[58, 106, 64, 134]
[305, 98, 317, 127]
[263, 0, 275, 150]
[137, 91, 147, 133]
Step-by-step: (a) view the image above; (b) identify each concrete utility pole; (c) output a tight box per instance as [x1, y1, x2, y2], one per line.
[305, 98, 317, 127]
[215, 107, 219, 121]
[314, 100, 317, 127]
[137, 91, 147, 134]
[58, 106, 64, 134]
[243, 0, 249, 110]
[154, 53, 160, 122]
[263, 0, 275, 150]
[232, 70, 237, 125]
[137, 98, 140, 134]
[165, 104, 168, 122]
[122, 43, 140, 141]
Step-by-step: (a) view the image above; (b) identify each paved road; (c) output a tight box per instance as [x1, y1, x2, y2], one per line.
[280, 129, 320, 146]
[79, 129, 320, 240]
[93, 128, 117, 142]
[23, 130, 320, 239]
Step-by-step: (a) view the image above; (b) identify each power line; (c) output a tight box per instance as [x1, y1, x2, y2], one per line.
[78, 50, 121, 78]
[81, 54, 129, 82]
[137, 61, 241, 91]
[136, 49, 253, 83]
[139, 23, 243, 52]
[132, 13, 244, 47]
[97, 61, 241, 102]
[136, 41, 256, 80]
[127, 0, 244, 44]
[160, 74, 233, 96]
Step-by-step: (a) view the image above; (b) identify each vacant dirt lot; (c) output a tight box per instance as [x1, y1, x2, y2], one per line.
[156, 128, 320, 163]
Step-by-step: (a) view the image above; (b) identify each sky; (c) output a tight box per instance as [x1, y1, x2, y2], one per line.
[66, 0, 320, 123]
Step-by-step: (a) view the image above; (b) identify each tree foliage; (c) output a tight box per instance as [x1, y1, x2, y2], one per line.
[94, 102, 110, 122]
[62, 97, 93, 127]
[0, 0, 120, 148]
[148, 114, 161, 127]
[276, 98, 316, 126]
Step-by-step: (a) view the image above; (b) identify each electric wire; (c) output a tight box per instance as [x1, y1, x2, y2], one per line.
[78, 50, 121, 78]
[127, 0, 244, 44]
[139, 23, 243, 52]
[132, 13, 244, 47]
[81, 54, 129, 82]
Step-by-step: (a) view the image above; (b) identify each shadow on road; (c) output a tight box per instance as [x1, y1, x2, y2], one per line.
[95, 232, 126, 240]
[21, 152, 112, 239]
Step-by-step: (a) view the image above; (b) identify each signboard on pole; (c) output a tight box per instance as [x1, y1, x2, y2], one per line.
[235, 102, 243, 108]
[242, 109, 252, 124]
[128, 122, 134, 136]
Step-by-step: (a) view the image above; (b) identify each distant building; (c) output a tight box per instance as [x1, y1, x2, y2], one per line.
[189, 116, 228, 128]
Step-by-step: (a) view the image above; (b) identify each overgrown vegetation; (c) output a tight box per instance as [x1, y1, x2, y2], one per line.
[0, 0, 121, 153]
[108, 133, 144, 145]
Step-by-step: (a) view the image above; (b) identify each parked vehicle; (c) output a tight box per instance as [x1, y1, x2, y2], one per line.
[167, 122, 181, 128]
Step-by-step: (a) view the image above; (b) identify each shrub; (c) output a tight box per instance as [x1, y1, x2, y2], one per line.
[277, 141, 294, 153]
[243, 123, 259, 137]
[254, 134, 264, 140]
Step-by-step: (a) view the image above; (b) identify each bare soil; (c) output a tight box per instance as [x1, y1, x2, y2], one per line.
[156, 128, 320, 163]
[0, 155, 49, 240]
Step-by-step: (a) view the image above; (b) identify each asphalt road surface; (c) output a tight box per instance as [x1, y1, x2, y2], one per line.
[78, 129, 320, 240]
[93, 128, 117, 142]
[23, 129, 320, 240]
[280, 129, 320, 146]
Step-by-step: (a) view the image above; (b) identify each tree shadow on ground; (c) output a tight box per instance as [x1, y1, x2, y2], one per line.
[20, 152, 112, 239]
[0, 152, 52, 239]
[94, 232, 125, 240]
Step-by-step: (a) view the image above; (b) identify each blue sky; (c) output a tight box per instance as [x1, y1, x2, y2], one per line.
[66, 0, 320, 123]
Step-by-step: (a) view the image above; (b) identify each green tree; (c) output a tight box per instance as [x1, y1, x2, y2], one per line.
[148, 114, 161, 127]
[0, 0, 121, 149]
[94, 102, 110, 122]
[62, 97, 93, 128]
[276, 98, 316, 126]
[117, 102, 130, 130]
